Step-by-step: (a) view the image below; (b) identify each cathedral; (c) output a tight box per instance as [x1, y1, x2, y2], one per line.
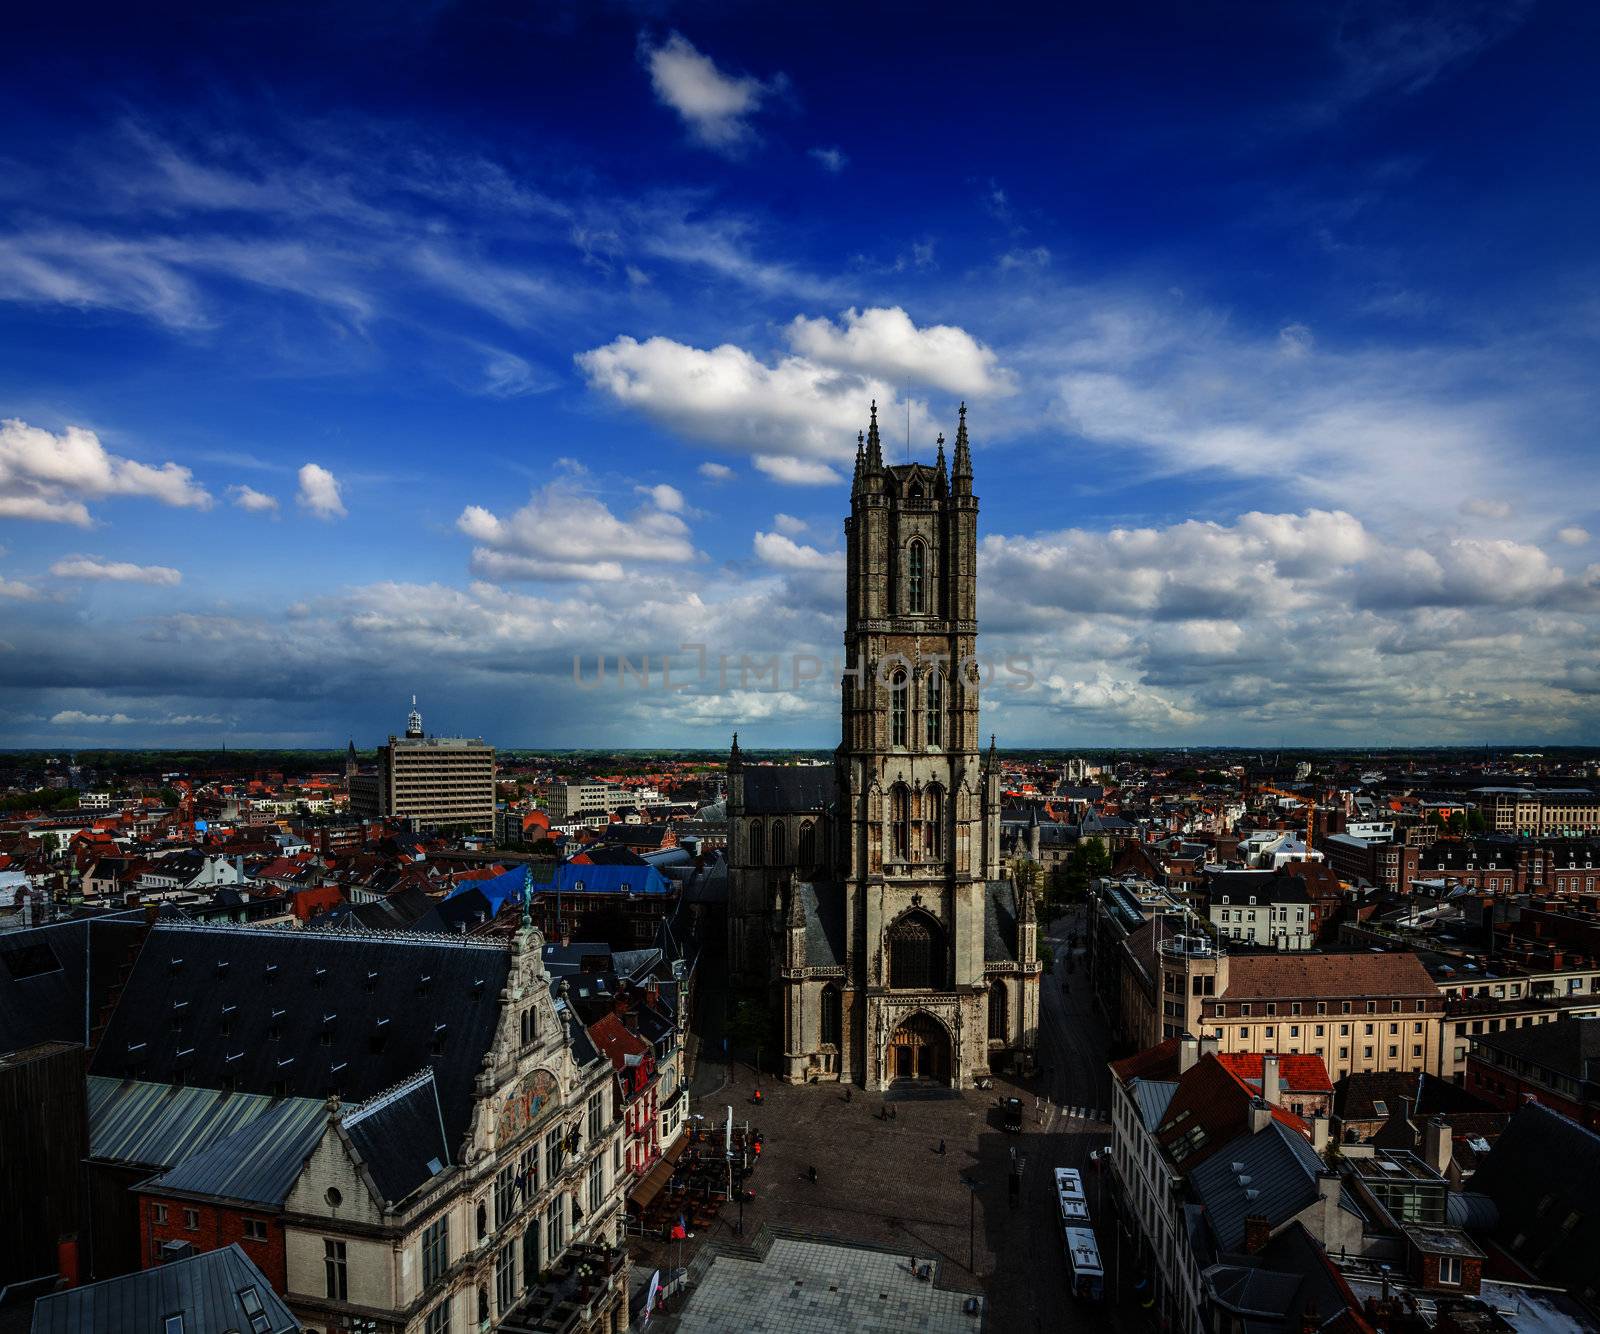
[727, 404, 1041, 1090]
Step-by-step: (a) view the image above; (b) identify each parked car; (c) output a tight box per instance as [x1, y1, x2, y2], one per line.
[1003, 1096, 1024, 1133]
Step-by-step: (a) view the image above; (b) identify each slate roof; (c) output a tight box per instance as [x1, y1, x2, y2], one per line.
[1333, 1070, 1496, 1123]
[342, 1068, 452, 1208]
[1471, 1101, 1600, 1308]
[1469, 1013, 1600, 1082]
[144, 1094, 328, 1206]
[89, 922, 511, 1146]
[983, 880, 1019, 964]
[796, 881, 845, 968]
[1201, 1221, 1361, 1334]
[1188, 1120, 1328, 1252]
[0, 914, 146, 1056]
[1133, 1079, 1179, 1131]
[30, 1243, 296, 1334]
[738, 766, 836, 815]
[1207, 871, 1312, 906]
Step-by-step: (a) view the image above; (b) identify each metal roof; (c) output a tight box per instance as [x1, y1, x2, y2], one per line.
[89, 1077, 321, 1171]
[30, 1243, 297, 1334]
[1132, 1079, 1179, 1131]
[145, 1095, 328, 1207]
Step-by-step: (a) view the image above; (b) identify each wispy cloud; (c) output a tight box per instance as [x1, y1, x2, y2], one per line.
[50, 555, 182, 586]
[638, 32, 784, 153]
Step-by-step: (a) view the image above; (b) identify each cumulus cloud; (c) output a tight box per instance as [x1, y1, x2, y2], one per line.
[698, 461, 736, 482]
[51, 709, 135, 725]
[296, 463, 346, 518]
[229, 484, 280, 513]
[577, 309, 999, 476]
[808, 147, 847, 173]
[0, 418, 211, 525]
[754, 456, 843, 486]
[49, 555, 182, 586]
[458, 480, 696, 582]
[772, 513, 807, 536]
[636, 483, 685, 513]
[1558, 526, 1590, 547]
[639, 32, 779, 151]
[0, 576, 41, 601]
[786, 306, 1014, 397]
[752, 530, 842, 571]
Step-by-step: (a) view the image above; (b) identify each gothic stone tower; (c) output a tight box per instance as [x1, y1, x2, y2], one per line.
[732, 403, 1039, 1091]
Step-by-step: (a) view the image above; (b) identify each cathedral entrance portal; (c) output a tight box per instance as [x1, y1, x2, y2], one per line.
[888, 1012, 951, 1084]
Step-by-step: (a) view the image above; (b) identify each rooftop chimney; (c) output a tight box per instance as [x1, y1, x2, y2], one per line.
[1250, 1096, 1274, 1134]
[1261, 1052, 1281, 1107]
[1200, 1033, 1220, 1059]
[1243, 1215, 1271, 1254]
[1311, 1112, 1329, 1153]
[1179, 1032, 1200, 1074]
[1423, 1115, 1453, 1178]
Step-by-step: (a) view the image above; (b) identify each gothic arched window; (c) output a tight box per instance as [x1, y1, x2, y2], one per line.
[925, 670, 943, 749]
[891, 784, 910, 861]
[924, 784, 944, 861]
[889, 911, 947, 989]
[770, 821, 788, 865]
[988, 978, 1009, 1041]
[749, 820, 764, 866]
[890, 670, 908, 748]
[820, 983, 842, 1049]
[907, 540, 926, 614]
[798, 820, 817, 870]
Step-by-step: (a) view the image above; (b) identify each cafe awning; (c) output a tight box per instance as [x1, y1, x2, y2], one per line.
[626, 1135, 689, 1213]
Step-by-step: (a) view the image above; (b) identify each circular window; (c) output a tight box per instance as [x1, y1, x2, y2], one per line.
[325, 1187, 343, 1208]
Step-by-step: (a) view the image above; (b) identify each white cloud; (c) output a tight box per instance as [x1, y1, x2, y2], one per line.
[578, 333, 906, 468]
[786, 306, 1014, 397]
[0, 418, 211, 525]
[636, 483, 685, 513]
[0, 576, 41, 601]
[1557, 526, 1590, 547]
[458, 479, 696, 582]
[698, 461, 736, 483]
[808, 147, 847, 173]
[51, 709, 135, 725]
[50, 555, 182, 586]
[752, 530, 842, 571]
[1461, 497, 1512, 519]
[772, 513, 807, 536]
[296, 463, 346, 519]
[754, 456, 843, 486]
[229, 484, 280, 513]
[639, 32, 779, 151]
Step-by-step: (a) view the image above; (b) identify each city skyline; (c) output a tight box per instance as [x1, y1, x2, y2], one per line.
[2, 2, 1597, 748]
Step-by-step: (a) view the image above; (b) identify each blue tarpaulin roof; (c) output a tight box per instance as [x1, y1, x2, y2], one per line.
[467, 862, 673, 912]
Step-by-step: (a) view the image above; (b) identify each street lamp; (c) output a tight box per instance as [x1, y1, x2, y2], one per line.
[959, 1173, 979, 1277]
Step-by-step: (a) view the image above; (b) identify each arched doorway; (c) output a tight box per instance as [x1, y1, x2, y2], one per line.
[888, 1012, 950, 1084]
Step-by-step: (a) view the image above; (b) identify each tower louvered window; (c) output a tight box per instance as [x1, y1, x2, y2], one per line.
[892, 784, 910, 861]
[925, 670, 943, 748]
[890, 671, 908, 747]
[907, 540, 926, 613]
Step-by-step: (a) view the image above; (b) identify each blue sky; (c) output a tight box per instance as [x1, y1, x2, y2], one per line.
[1, 0, 1597, 749]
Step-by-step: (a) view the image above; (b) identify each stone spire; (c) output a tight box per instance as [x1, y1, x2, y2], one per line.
[728, 731, 742, 771]
[935, 432, 947, 492]
[852, 430, 866, 494]
[865, 400, 884, 471]
[951, 403, 972, 496]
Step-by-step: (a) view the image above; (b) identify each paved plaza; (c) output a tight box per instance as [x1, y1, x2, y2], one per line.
[675, 1237, 984, 1334]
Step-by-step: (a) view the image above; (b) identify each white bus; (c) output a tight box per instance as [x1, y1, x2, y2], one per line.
[1063, 1225, 1105, 1301]
[1054, 1166, 1091, 1226]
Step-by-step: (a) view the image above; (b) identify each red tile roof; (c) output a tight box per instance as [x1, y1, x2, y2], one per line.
[1218, 1051, 1333, 1096]
[1222, 951, 1437, 1001]
[1154, 1054, 1310, 1173]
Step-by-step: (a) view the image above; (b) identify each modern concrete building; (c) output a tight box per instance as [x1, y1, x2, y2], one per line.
[541, 783, 630, 822]
[349, 700, 495, 833]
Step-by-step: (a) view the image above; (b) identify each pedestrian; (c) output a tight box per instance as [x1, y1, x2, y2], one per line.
[937, 1139, 946, 1156]
[808, 1165, 818, 1184]
[892, 1105, 899, 1122]
[844, 1086, 852, 1103]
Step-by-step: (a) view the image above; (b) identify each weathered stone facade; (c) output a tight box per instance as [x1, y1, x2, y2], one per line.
[728, 405, 1041, 1091]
